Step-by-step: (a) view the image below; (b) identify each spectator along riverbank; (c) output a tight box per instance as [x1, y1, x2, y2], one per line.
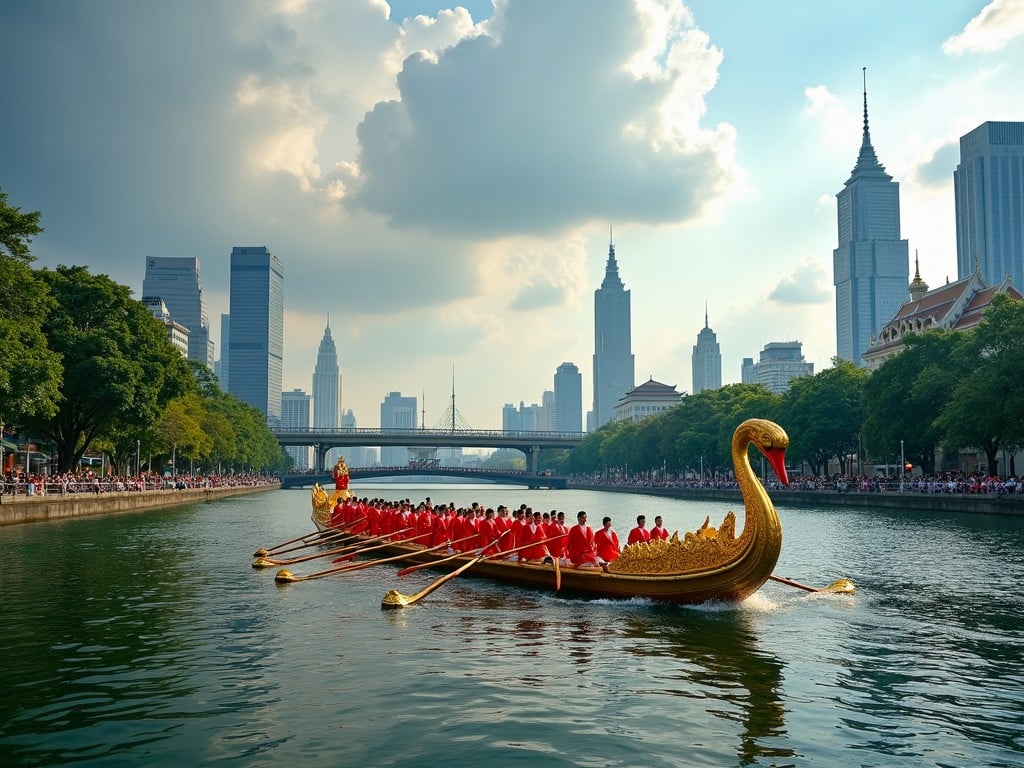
[568, 474, 1024, 516]
[0, 472, 280, 526]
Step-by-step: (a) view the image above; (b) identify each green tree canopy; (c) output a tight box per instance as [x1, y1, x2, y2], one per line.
[777, 360, 866, 475]
[862, 331, 961, 474]
[27, 265, 194, 472]
[934, 294, 1024, 475]
[0, 190, 61, 429]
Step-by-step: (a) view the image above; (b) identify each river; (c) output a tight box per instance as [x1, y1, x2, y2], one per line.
[1, 485, 1022, 767]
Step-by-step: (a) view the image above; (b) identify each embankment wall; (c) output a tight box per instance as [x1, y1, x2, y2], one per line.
[0, 483, 279, 526]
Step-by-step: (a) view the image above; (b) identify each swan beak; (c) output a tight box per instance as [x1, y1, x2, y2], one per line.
[765, 447, 789, 486]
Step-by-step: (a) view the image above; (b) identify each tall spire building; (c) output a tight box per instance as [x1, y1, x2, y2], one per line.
[691, 307, 722, 395]
[312, 318, 341, 432]
[833, 71, 909, 366]
[591, 233, 635, 430]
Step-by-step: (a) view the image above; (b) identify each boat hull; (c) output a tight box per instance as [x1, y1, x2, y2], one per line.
[312, 520, 764, 604]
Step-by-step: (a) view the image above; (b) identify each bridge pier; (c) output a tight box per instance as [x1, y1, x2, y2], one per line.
[529, 445, 540, 474]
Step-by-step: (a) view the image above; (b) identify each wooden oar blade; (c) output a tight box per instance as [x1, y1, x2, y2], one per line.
[769, 574, 856, 594]
[382, 554, 483, 609]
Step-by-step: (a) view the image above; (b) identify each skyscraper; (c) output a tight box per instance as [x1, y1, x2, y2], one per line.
[380, 391, 417, 466]
[312, 319, 341, 431]
[833, 75, 909, 366]
[339, 409, 370, 468]
[691, 308, 722, 395]
[553, 362, 583, 432]
[142, 256, 214, 368]
[592, 234, 635, 430]
[312, 319, 342, 468]
[228, 246, 284, 425]
[280, 389, 311, 469]
[954, 121, 1024, 288]
[214, 313, 229, 389]
[751, 341, 814, 394]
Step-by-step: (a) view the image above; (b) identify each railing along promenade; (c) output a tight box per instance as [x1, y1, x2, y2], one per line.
[0, 474, 280, 526]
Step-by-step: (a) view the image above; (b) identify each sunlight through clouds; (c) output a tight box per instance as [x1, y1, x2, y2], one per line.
[943, 0, 1024, 54]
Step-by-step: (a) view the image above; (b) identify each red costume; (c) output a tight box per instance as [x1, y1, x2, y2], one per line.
[477, 515, 502, 554]
[518, 521, 550, 561]
[567, 523, 600, 567]
[594, 526, 621, 563]
[627, 525, 651, 545]
[650, 525, 669, 541]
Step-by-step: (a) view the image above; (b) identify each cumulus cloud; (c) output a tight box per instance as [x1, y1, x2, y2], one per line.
[804, 84, 858, 154]
[943, 0, 1024, 55]
[341, 0, 737, 237]
[909, 140, 959, 189]
[768, 260, 831, 305]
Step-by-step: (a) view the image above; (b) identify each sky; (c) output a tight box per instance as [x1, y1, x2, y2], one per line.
[3, 0, 1024, 431]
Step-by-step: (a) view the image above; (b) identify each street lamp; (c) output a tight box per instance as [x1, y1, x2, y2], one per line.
[900, 439, 905, 493]
[136, 439, 141, 476]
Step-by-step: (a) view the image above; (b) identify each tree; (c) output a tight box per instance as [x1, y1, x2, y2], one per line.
[27, 265, 194, 472]
[0, 190, 62, 430]
[154, 395, 213, 472]
[862, 331, 961, 474]
[934, 294, 1024, 475]
[777, 361, 866, 476]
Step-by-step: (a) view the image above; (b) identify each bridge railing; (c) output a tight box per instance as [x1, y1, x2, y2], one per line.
[273, 427, 586, 440]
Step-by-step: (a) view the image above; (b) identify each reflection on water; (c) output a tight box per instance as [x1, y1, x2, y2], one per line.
[621, 610, 792, 766]
[2, 488, 1023, 767]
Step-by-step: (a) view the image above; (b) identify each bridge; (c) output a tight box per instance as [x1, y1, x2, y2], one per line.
[272, 427, 585, 473]
[280, 466, 567, 490]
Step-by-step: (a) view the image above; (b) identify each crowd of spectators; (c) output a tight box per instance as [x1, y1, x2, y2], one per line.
[0, 469, 278, 498]
[569, 471, 1021, 496]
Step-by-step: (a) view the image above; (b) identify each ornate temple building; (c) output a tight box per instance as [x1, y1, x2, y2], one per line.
[862, 255, 1023, 370]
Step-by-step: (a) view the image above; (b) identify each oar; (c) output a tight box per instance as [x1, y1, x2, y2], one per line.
[254, 527, 412, 568]
[274, 539, 453, 583]
[382, 533, 566, 609]
[769, 575, 856, 594]
[382, 550, 490, 609]
[396, 532, 565, 576]
[391, 536, 503, 577]
[328, 527, 430, 562]
[254, 517, 366, 558]
[254, 529, 337, 558]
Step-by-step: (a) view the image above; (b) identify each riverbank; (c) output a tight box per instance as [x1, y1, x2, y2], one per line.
[568, 482, 1024, 516]
[0, 482, 280, 526]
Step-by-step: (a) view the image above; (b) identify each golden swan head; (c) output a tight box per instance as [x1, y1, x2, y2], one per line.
[737, 418, 790, 487]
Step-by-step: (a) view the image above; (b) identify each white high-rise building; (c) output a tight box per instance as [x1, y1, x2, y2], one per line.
[691, 309, 722, 395]
[339, 409, 370, 468]
[954, 121, 1024, 289]
[142, 256, 214, 368]
[281, 389, 311, 469]
[833, 76, 909, 366]
[751, 341, 813, 395]
[380, 391, 417, 466]
[553, 362, 583, 432]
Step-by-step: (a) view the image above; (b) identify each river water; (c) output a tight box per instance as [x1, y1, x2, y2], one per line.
[1, 485, 1022, 767]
